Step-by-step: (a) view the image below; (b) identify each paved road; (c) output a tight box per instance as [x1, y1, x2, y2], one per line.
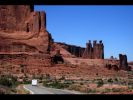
[24, 85, 82, 94]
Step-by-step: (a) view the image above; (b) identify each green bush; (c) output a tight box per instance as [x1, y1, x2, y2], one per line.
[43, 79, 70, 89]
[107, 78, 113, 84]
[64, 80, 74, 84]
[43, 80, 51, 86]
[23, 78, 31, 84]
[0, 75, 19, 88]
[59, 76, 65, 80]
[114, 78, 118, 82]
[128, 81, 133, 89]
[80, 82, 84, 85]
[102, 88, 112, 93]
[0, 77, 13, 87]
[39, 74, 43, 80]
[50, 81, 69, 89]
[45, 74, 51, 80]
[68, 84, 81, 91]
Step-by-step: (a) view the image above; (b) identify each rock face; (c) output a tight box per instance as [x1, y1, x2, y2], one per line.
[0, 5, 129, 77]
[53, 41, 104, 59]
[82, 40, 104, 59]
[0, 5, 51, 54]
[51, 50, 64, 64]
[0, 5, 34, 32]
[0, 5, 53, 75]
[55, 42, 85, 57]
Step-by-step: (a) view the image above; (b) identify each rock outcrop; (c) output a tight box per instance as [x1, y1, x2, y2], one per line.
[54, 42, 85, 57]
[0, 5, 130, 77]
[119, 54, 131, 71]
[0, 5, 53, 75]
[0, 5, 34, 32]
[53, 41, 104, 59]
[82, 40, 104, 59]
[104, 54, 131, 71]
[0, 5, 52, 54]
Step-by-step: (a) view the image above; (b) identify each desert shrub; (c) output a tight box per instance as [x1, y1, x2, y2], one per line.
[0, 75, 19, 88]
[23, 78, 31, 84]
[113, 78, 120, 84]
[101, 88, 124, 93]
[101, 88, 112, 93]
[121, 81, 127, 85]
[80, 62, 88, 66]
[0, 85, 17, 94]
[0, 90, 6, 94]
[45, 74, 51, 80]
[68, 84, 82, 91]
[20, 64, 24, 68]
[128, 85, 133, 89]
[64, 80, 74, 84]
[43, 79, 69, 89]
[59, 76, 65, 80]
[80, 82, 84, 85]
[0, 77, 12, 87]
[43, 79, 51, 86]
[112, 88, 123, 92]
[51, 81, 69, 89]
[0, 86, 10, 94]
[39, 74, 44, 80]
[87, 88, 97, 93]
[32, 74, 36, 79]
[127, 81, 133, 89]
[21, 69, 24, 73]
[11, 88, 17, 93]
[96, 79, 104, 87]
[33, 74, 43, 81]
[107, 78, 113, 84]
[96, 73, 98, 76]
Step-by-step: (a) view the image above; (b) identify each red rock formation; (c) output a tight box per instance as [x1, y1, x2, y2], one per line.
[53, 40, 104, 59]
[119, 54, 131, 71]
[55, 42, 85, 57]
[82, 40, 104, 59]
[82, 40, 92, 59]
[0, 5, 34, 32]
[0, 5, 52, 54]
[0, 5, 53, 75]
[0, 5, 129, 78]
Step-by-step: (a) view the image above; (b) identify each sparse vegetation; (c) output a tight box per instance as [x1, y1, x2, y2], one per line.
[87, 88, 97, 93]
[42, 74, 71, 89]
[0, 75, 19, 94]
[23, 78, 31, 84]
[107, 78, 113, 84]
[59, 75, 65, 80]
[127, 80, 133, 89]
[0, 75, 19, 88]
[114, 77, 118, 81]
[43, 79, 70, 89]
[68, 84, 82, 91]
[96, 79, 104, 87]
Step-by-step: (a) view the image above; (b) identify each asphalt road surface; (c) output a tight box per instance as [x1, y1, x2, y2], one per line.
[24, 85, 82, 94]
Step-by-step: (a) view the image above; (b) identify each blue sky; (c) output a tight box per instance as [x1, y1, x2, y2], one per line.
[34, 5, 133, 61]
